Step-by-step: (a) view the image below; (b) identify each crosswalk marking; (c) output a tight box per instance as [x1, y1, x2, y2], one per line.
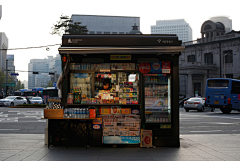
[0, 110, 44, 123]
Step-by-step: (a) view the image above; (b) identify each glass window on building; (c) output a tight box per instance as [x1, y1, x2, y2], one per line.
[89, 31, 95, 34]
[204, 53, 213, 64]
[104, 32, 111, 34]
[187, 55, 195, 62]
[225, 50, 233, 63]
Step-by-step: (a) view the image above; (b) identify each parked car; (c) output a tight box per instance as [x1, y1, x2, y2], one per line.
[179, 97, 190, 108]
[184, 97, 205, 112]
[29, 97, 43, 104]
[0, 96, 28, 106]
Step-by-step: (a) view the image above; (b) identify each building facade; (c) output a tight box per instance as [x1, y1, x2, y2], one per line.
[179, 19, 240, 97]
[35, 74, 51, 88]
[22, 80, 28, 89]
[71, 15, 140, 34]
[28, 55, 61, 89]
[0, 33, 8, 71]
[0, 5, 2, 20]
[28, 59, 49, 89]
[151, 19, 192, 42]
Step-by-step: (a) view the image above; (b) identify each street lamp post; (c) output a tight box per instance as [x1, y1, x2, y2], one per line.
[223, 52, 228, 78]
[5, 59, 8, 96]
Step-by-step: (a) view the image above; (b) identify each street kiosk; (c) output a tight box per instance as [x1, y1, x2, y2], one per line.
[45, 34, 184, 148]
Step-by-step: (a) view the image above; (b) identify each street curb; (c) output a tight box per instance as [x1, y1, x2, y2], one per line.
[9, 106, 46, 108]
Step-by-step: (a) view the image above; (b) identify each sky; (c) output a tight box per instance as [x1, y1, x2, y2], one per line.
[0, 0, 239, 82]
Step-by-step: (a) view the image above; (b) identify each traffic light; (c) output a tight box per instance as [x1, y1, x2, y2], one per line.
[6, 86, 9, 90]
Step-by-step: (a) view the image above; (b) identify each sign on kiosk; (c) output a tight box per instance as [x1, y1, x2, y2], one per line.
[139, 61, 171, 74]
[139, 63, 151, 73]
[162, 61, 171, 74]
[140, 129, 153, 148]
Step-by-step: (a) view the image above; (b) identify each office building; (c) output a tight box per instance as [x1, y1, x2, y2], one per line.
[151, 19, 192, 42]
[0, 33, 8, 71]
[22, 80, 28, 89]
[35, 74, 51, 88]
[28, 59, 49, 89]
[28, 55, 62, 89]
[210, 16, 232, 33]
[71, 14, 140, 34]
[7, 55, 15, 73]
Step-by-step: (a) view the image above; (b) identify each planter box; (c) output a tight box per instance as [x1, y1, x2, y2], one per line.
[44, 109, 63, 118]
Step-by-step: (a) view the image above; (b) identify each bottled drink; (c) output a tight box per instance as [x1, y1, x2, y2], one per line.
[86, 107, 89, 118]
[82, 108, 86, 118]
[74, 108, 77, 118]
[80, 108, 83, 118]
[77, 108, 80, 118]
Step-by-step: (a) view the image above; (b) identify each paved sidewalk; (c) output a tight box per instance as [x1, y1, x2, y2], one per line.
[0, 134, 240, 161]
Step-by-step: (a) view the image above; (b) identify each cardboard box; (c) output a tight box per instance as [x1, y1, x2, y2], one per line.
[44, 109, 63, 118]
[89, 109, 96, 118]
[140, 129, 152, 148]
[111, 106, 121, 114]
[92, 118, 102, 124]
[121, 108, 131, 114]
[100, 106, 111, 114]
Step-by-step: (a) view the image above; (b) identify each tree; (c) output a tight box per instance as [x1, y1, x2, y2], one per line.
[51, 14, 88, 36]
[47, 81, 53, 87]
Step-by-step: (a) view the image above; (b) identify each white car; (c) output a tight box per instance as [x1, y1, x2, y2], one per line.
[184, 97, 205, 112]
[0, 96, 28, 106]
[29, 97, 43, 104]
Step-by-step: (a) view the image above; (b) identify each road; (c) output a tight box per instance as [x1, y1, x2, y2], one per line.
[180, 107, 240, 134]
[0, 106, 240, 134]
[0, 107, 45, 134]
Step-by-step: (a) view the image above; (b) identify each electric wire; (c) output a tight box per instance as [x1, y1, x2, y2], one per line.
[0, 44, 61, 50]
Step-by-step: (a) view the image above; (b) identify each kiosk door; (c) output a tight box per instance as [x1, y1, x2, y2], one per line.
[144, 74, 171, 125]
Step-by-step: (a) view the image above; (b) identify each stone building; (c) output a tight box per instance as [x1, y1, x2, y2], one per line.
[179, 20, 240, 97]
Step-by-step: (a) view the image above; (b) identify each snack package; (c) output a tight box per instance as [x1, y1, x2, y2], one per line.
[111, 106, 121, 114]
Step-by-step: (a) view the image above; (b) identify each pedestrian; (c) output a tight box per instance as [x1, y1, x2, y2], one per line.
[0, 94, 3, 99]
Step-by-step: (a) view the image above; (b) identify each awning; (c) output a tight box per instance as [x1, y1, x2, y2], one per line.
[58, 46, 185, 54]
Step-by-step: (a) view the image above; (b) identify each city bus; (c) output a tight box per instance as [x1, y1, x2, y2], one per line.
[32, 87, 44, 97]
[205, 78, 240, 114]
[42, 87, 58, 104]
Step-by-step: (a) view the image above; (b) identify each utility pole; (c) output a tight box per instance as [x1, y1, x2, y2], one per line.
[5, 59, 8, 96]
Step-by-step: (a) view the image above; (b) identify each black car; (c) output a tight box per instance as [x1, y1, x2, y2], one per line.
[179, 97, 189, 108]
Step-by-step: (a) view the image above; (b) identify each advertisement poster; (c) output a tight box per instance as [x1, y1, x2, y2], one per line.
[103, 136, 140, 144]
[162, 61, 171, 73]
[151, 62, 162, 74]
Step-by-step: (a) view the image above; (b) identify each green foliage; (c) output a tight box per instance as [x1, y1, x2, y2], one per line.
[0, 70, 25, 95]
[51, 14, 88, 36]
[47, 81, 53, 87]
[234, 76, 240, 80]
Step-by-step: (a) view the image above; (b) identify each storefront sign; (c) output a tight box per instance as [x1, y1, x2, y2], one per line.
[162, 61, 171, 74]
[151, 62, 162, 74]
[139, 63, 151, 73]
[157, 39, 174, 44]
[110, 55, 131, 60]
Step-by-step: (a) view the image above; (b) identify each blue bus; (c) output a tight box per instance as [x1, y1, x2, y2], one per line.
[205, 78, 240, 114]
[42, 87, 58, 104]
